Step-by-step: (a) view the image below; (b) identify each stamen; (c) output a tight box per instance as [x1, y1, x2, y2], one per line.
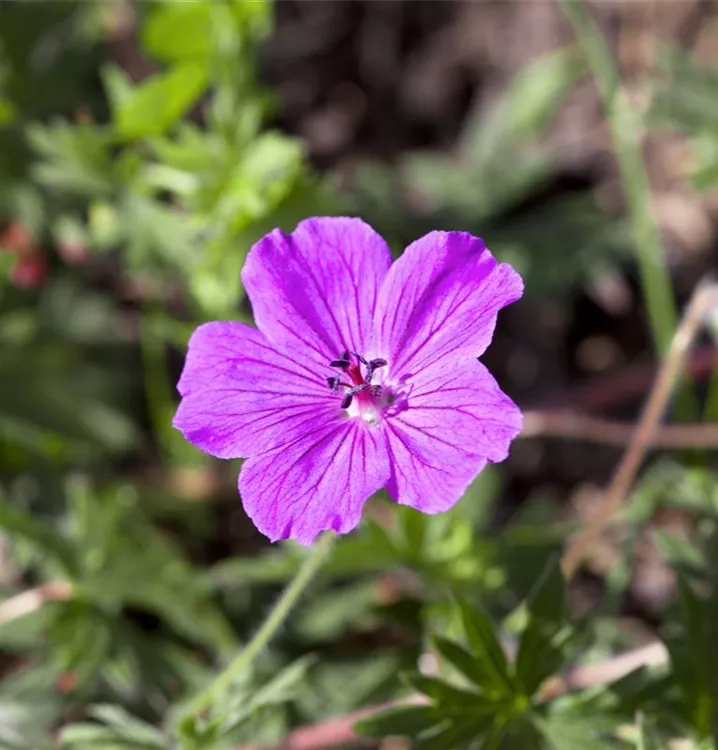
[365, 358, 387, 384]
[326, 376, 340, 393]
[330, 350, 350, 370]
[341, 383, 369, 409]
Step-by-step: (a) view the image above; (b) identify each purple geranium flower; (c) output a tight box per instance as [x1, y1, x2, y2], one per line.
[173, 217, 523, 545]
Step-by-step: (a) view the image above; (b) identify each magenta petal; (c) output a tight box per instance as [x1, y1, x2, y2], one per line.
[242, 217, 392, 367]
[239, 421, 390, 545]
[384, 360, 522, 513]
[374, 231, 522, 375]
[173, 321, 338, 459]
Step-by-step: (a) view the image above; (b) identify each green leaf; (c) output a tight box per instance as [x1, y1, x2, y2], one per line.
[86, 705, 167, 747]
[121, 192, 194, 267]
[58, 709, 167, 750]
[28, 122, 116, 197]
[490, 715, 548, 750]
[398, 505, 428, 556]
[459, 602, 514, 695]
[404, 674, 493, 713]
[692, 161, 718, 192]
[537, 713, 618, 750]
[653, 530, 705, 580]
[633, 713, 663, 750]
[676, 576, 709, 671]
[525, 556, 567, 623]
[210, 518, 398, 588]
[245, 656, 314, 711]
[354, 705, 441, 738]
[515, 557, 569, 696]
[209, 549, 303, 586]
[204, 658, 315, 738]
[671, 575, 717, 739]
[295, 581, 377, 641]
[414, 719, 491, 750]
[300, 654, 401, 719]
[473, 44, 584, 152]
[115, 63, 208, 141]
[651, 44, 718, 134]
[100, 64, 134, 111]
[49, 606, 114, 689]
[0, 98, 17, 128]
[0, 491, 75, 576]
[433, 636, 487, 689]
[402, 45, 583, 227]
[59, 723, 128, 747]
[142, 2, 213, 63]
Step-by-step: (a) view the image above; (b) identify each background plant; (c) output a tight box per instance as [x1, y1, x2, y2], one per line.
[2, 1, 718, 749]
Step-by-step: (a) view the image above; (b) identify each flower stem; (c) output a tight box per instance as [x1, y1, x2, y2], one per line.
[557, 0, 695, 420]
[176, 532, 334, 727]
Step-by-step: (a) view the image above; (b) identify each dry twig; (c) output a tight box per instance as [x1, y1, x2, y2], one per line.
[0, 581, 72, 626]
[238, 700, 420, 750]
[561, 280, 718, 579]
[538, 640, 668, 700]
[522, 410, 718, 448]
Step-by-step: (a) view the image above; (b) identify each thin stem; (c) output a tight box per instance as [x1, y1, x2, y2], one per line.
[557, 0, 695, 419]
[558, 0, 674, 354]
[176, 532, 335, 727]
[521, 410, 718, 449]
[561, 280, 718, 580]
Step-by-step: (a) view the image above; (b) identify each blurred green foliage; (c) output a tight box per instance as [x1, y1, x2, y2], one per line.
[0, 1, 717, 749]
[352, 43, 631, 300]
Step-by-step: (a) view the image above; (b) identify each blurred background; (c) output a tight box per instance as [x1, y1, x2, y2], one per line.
[3, 0, 718, 746]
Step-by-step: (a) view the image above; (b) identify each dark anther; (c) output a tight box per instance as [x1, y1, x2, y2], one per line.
[365, 357, 388, 384]
[326, 376, 340, 393]
[330, 349, 350, 370]
[341, 383, 368, 409]
[351, 352, 368, 365]
[371, 384, 382, 398]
